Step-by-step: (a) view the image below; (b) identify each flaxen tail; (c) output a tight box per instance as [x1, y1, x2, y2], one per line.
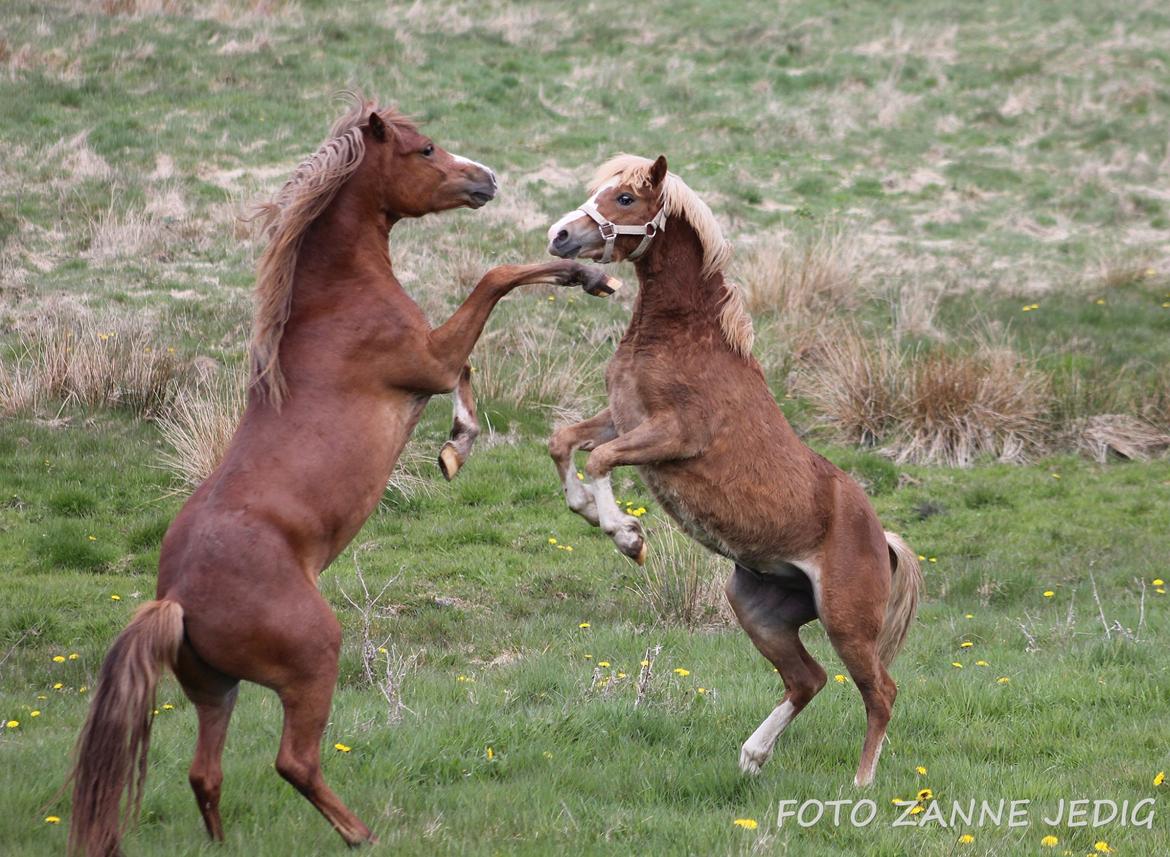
[68, 599, 184, 857]
[876, 532, 923, 667]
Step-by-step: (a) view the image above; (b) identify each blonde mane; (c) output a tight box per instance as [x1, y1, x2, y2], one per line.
[589, 155, 754, 358]
[249, 93, 411, 406]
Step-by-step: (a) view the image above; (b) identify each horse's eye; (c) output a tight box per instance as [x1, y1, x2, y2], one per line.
[421, 144, 435, 157]
[617, 193, 634, 206]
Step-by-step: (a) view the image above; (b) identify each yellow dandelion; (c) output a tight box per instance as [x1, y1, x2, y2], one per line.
[6, 720, 19, 728]
[548, 537, 557, 545]
[52, 655, 65, 663]
[697, 687, 707, 694]
[79, 686, 87, 694]
[958, 833, 974, 844]
[917, 788, 933, 801]
[30, 710, 40, 717]
[951, 662, 963, 669]
[576, 471, 584, 480]
[53, 683, 63, 690]
[834, 674, 847, 684]
[996, 676, 1010, 684]
[578, 622, 590, 629]
[1042, 590, 1055, 598]
[333, 743, 351, 753]
[68, 653, 79, 660]
[916, 765, 927, 775]
[891, 797, 904, 805]
[918, 554, 926, 561]
[1152, 578, 1165, 587]
[110, 594, 121, 601]
[598, 661, 611, 668]
[964, 613, 974, 619]
[1041, 835, 1059, 847]
[152, 709, 159, 716]
[1154, 771, 1165, 786]
[162, 703, 174, 711]
[1050, 473, 1061, 479]
[486, 746, 494, 760]
[960, 641, 973, 648]
[975, 660, 989, 667]
[543, 751, 553, 759]
[1157, 588, 1166, 595]
[910, 805, 925, 815]
[1093, 842, 1112, 854]
[617, 672, 627, 679]
[673, 668, 690, 677]
[640, 659, 650, 667]
[45, 816, 61, 824]
[378, 647, 388, 654]
[928, 557, 937, 563]
[87, 535, 96, 541]
[733, 818, 758, 830]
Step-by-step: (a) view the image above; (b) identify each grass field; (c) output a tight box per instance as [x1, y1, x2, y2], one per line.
[2, 1, 1170, 855]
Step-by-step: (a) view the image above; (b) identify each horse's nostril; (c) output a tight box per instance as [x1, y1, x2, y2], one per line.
[554, 230, 569, 245]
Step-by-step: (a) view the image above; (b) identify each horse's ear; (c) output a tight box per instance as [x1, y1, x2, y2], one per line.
[649, 155, 668, 188]
[368, 111, 387, 143]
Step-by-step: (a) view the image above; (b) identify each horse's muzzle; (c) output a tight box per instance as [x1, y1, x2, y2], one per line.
[548, 229, 582, 259]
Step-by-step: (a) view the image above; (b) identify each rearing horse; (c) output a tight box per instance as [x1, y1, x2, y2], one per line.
[546, 155, 922, 787]
[66, 96, 614, 856]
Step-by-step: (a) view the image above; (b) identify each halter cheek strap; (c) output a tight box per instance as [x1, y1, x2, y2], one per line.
[576, 200, 667, 264]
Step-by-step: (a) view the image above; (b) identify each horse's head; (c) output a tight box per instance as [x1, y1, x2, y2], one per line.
[360, 111, 498, 218]
[547, 155, 669, 264]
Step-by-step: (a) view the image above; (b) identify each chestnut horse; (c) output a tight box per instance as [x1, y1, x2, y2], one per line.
[66, 96, 615, 856]
[546, 155, 922, 787]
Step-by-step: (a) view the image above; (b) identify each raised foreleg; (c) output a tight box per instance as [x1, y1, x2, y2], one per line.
[582, 414, 704, 563]
[548, 408, 617, 525]
[438, 364, 479, 480]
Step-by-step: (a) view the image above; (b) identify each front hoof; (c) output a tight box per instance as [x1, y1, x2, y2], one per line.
[739, 742, 770, 776]
[583, 271, 621, 297]
[615, 527, 646, 565]
[438, 443, 462, 481]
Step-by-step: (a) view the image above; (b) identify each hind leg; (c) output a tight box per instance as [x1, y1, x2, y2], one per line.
[176, 639, 239, 841]
[268, 598, 374, 846]
[817, 554, 896, 787]
[725, 564, 825, 775]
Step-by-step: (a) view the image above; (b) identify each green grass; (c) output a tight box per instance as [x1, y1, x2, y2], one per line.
[3, 0, 1170, 855]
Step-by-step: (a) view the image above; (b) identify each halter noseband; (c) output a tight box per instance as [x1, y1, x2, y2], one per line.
[575, 199, 667, 264]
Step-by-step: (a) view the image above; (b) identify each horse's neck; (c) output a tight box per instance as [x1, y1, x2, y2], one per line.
[627, 218, 724, 345]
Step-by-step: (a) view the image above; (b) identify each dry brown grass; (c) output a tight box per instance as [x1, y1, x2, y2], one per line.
[792, 328, 1052, 466]
[1, 312, 182, 416]
[631, 520, 732, 630]
[1073, 414, 1170, 463]
[737, 225, 861, 320]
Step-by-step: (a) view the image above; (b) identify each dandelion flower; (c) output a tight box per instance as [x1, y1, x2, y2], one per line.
[79, 686, 87, 694]
[834, 674, 847, 684]
[928, 557, 937, 563]
[975, 660, 989, 667]
[110, 594, 121, 601]
[1094, 842, 1112, 853]
[673, 668, 690, 677]
[917, 788, 933, 801]
[548, 537, 557, 545]
[640, 659, 650, 667]
[1050, 473, 1061, 480]
[44, 816, 61, 824]
[918, 555, 926, 561]
[1152, 578, 1165, 587]
[30, 710, 40, 717]
[1157, 588, 1166, 595]
[1154, 771, 1165, 786]
[909, 805, 925, 815]
[951, 662, 963, 669]
[958, 833, 974, 844]
[1041, 835, 1059, 847]
[53, 683, 63, 690]
[578, 622, 590, 629]
[333, 743, 351, 753]
[486, 746, 494, 761]
[1042, 590, 1054, 598]
[5, 720, 18, 728]
[697, 687, 707, 694]
[960, 641, 973, 648]
[68, 653, 79, 660]
[617, 672, 627, 679]
[576, 471, 584, 481]
[543, 751, 553, 759]
[733, 818, 758, 830]
[598, 661, 611, 668]
[52, 655, 65, 663]
[162, 703, 174, 711]
[915, 766, 927, 776]
[964, 613, 974, 619]
[996, 677, 1010, 684]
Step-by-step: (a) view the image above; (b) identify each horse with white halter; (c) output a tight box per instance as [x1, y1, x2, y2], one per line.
[546, 154, 922, 786]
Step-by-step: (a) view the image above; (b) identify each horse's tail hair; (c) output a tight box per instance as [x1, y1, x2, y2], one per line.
[68, 599, 184, 857]
[877, 532, 922, 667]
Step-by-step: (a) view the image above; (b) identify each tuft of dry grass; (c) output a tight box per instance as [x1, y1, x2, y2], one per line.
[737, 225, 861, 321]
[630, 520, 731, 630]
[1073, 414, 1170, 463]
[1, 312, 182, 416]
[792, 328, 1052, 466]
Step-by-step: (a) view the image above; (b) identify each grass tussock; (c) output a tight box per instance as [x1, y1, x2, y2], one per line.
[793, 329, 1052, 466]
[1073, 414, 1170, 463]
[1, 312, 182, 417]
[630, 520, 731, 630]
[737, 225, 861, 320]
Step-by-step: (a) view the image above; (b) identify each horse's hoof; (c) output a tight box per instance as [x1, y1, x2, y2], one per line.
[739, 743, 769, 776]
[438, 444, 461, 481]
[584, 274, 621, 297]
[634, 541, 647, 565]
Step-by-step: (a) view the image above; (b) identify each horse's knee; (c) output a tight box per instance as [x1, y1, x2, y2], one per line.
[548, 431, 572, 464]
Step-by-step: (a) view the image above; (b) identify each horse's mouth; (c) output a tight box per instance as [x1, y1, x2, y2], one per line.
[548, 240, 582, 259]
[467, 191, 494, 208]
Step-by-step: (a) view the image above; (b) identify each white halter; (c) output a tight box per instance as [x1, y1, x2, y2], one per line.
[574, 198, 667, 264]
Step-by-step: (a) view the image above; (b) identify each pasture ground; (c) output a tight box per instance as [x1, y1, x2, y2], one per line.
[2, 1, 1169, 855]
